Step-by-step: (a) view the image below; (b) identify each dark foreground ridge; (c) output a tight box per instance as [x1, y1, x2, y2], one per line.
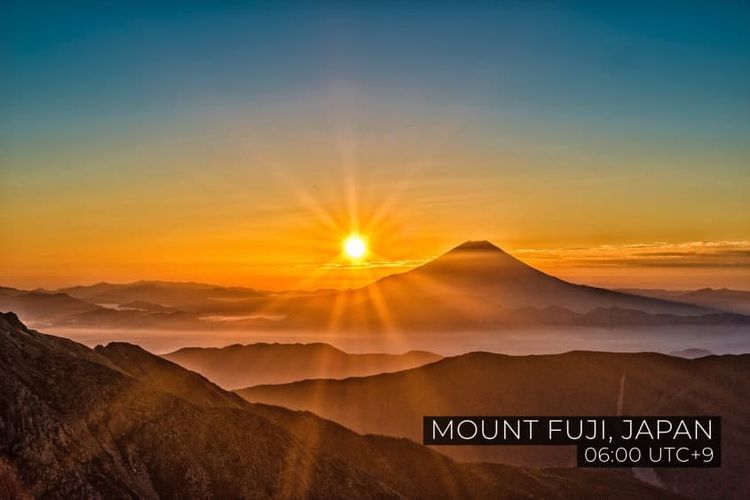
[0, 312, 678, 499]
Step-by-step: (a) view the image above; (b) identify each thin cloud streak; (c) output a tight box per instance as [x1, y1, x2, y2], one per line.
[318, 258, 432, 271]
[513, 241, 750, 269]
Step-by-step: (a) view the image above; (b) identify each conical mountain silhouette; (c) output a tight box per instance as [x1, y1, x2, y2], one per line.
[401, 240, 559, 286]
[368, 240, 705, 315]
[1, 241, 731, 334]
[275, 240, 725, 331]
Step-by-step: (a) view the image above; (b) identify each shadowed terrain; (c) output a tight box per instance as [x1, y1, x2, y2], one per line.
[0, 312, 678, 499]
[365, 241, 711, 314]
[238, 350, 750, 500]
[669, 348, 714, 358]
[163, 343, 441, 389]
[621, 288, 750, 315]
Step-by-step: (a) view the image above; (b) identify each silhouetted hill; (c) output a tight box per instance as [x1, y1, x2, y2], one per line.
[5, 244, 748, 332]
[0, 287, 26, 297]
[0, 312, 675, 498]
[60, 280, 266, 308]
[119, 300, 179, 312]
[265, 241, 745, 333]
[0, 289, 101, 322]
[575, 307, 749, 326]
[669, 348, 714, 359]
[238, 350, 750, 499]
[366, 241, 711, 315]
[163, 343, 442, 389]
[96, 342, 246, 407]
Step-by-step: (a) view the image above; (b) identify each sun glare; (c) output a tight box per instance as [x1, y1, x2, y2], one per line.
[343, 234, 368, 261]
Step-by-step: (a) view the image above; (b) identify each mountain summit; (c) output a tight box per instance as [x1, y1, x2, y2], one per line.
[276, 240, 737, 332]
[447, 240, 506, 252]
[1, 240, 737, 335]
[408, 240, 554, 286]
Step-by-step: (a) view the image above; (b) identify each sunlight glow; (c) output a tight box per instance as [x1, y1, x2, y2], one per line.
[343, 234, 368, 261]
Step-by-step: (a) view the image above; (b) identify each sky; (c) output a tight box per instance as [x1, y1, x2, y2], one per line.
[1, 1, 749, 290]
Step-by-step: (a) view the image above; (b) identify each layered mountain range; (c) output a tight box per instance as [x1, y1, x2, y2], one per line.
[237, 350, 750, 500]
[163, 343, 442, 389]
[0, 313, 677, 499]
[2, 241, 748, 333]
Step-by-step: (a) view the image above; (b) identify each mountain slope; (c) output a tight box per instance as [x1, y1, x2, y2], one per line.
[163, 343, 442, 389]
[0, 289, 101, 322]
[5, 243, 745, 334]
[0, 312, 675, 499]
[365, 241, 711, 315]
[0, 314, 388, 498]
[238, 350, 750, 500]
[669, 348, 714, 358]
[101, 341, 676, 499]
[264, 241, 744, 333]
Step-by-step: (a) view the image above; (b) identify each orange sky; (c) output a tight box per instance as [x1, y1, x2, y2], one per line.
[1, 96, 749, 292]
[2, 132, 749, 293]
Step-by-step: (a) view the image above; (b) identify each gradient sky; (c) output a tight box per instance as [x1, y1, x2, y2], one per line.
[1, 1, 749, 290]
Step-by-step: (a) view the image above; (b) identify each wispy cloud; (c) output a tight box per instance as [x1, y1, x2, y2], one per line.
[319, 258, 432, 271]
[512, 241, 750, 268]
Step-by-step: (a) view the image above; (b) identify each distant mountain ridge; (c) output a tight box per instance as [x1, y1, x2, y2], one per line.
[669, 348, 714, 359]
[60, 279, 267, 308]
[163, 343, 442, 389]
[620, 287, 750, 315]
[2, 241, 748, 332]
[0, 288, 102, 321]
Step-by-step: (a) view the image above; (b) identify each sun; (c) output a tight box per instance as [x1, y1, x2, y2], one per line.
[343, 234, 368, 261]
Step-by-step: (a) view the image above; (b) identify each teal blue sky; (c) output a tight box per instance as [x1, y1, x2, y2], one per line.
[3, 2, 749, 136]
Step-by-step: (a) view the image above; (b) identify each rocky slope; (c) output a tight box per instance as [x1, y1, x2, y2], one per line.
[238, 350, 750, 499]
[0, 312, 676, 499]
[163, 343, 441, 389]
